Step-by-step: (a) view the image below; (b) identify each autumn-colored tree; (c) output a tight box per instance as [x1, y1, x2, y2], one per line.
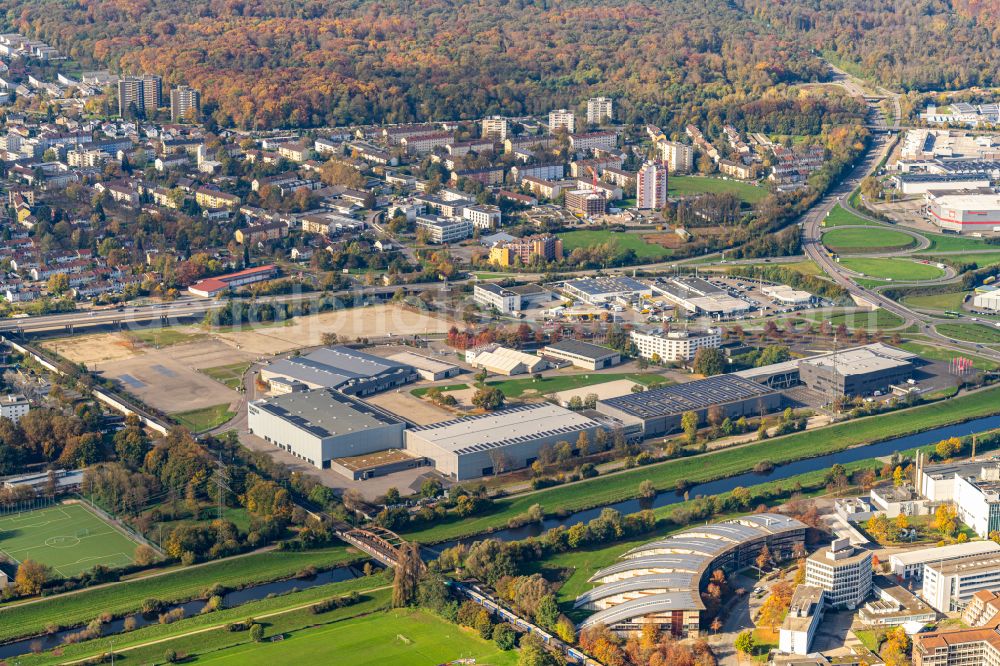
[14, 559, 51, 596]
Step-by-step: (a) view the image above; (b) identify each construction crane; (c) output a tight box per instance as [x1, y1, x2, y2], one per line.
[586, 165, 599, 192]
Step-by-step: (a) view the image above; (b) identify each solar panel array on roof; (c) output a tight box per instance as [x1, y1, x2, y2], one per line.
[600, 374, 775, 419]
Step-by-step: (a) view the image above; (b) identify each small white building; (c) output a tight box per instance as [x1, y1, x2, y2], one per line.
[974, 285, 1000, 311]
[474, 283, 521, 313]
[0, 393, 30, 422]
[779, 586, 826, 655]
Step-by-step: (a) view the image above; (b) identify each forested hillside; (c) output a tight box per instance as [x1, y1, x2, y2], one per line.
[0, 0, 830, 129]
[742, 0, 1000, 92]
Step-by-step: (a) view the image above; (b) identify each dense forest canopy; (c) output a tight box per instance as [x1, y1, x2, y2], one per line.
[1, 0, 831, 129]
[742, 0, 1000, 92]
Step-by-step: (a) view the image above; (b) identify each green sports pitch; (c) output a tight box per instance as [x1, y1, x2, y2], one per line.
[0, 503, 141, 577]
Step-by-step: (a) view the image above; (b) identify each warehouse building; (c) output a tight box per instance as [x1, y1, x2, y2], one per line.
[974, 284, 1000, 311]
[259, 346, 418, 397]
[562, 276, 653, 305]
[798, 344, 915, 397]
[596, 374, 781, 438]
[630, 327, 722, 362]
[577, 514, 806, 638]
[465, 344, 546, 376]
[735, 343, 918, 394]
[926, 190, 1000, 234]
[386, 351, 460, 381]
[540, 339, 622, 370]
[248, 389, 405, 469]
[404, 403, 603, 479]
[652, 276, 752, 317]
[893, 172, 991, 195]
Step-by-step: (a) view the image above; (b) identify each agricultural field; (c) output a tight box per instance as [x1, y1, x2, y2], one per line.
[172, 404, 236, 432]
[558, 230, 671, 260]
[201, 362, 252, 390]
[822, 204, 884, 228]
[667, 175, 767, 204]
[199, 608, 519, 666]
[901, 291, 968, 311]
[823, 227, 916, 253]
[0, 503, 142, 577]
[839, 258, 945, 282]
[936, 322, 1000, 344]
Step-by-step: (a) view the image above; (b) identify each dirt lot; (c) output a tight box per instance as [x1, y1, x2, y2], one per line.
[641, 233, 685, 249]
[44, 333, 141, 366]
[213, 304, 459, 355]
[89, 339, 253, 414]
[364, 390, 456, 426]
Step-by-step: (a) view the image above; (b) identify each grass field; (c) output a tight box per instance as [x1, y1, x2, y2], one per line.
[0, 547, 361, 644]
[822, 204, 884, 228]
[823, 227, 916, 253]
[924, 234, 991, 252]
[16, 576, 393, 666]
[400, 385, 1000, 544]
[127, 328, 205, 348]
[199, 608, 519, 666]
[558, 230, 670, 260]
[839, 258, 945, 281]
[667, 175, 767, 204]
[797, 308, 905, 329]
[172, 404, 236, 432]
[924, 251, 1000, 269]
[897, 342, 998, 371]
[486, 372, 666, 398]
[201, 362, 251, 390]
[901, 291, 969, 311]
[936, 322, 1000, 344]
[0, 503, 141, 577]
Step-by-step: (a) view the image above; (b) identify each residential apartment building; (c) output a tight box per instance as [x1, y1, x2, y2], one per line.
[170, 86, 201, 122]
[564, 188, 606, 216]
[195, 188, 241, 209]
[804, 539, 873, 609]
[569, 131, 617, 152]
[235, 221, 288, 245]
[548, 109, 576, 134]
[720, 159, 756, 180]
[629, 328, 722, 362]
[117, 75, 161, 118]
[658, 141, 695, 173]
[400, 132, 454, 154]
[488, 235, 563, 266]
[510, 162, 565, 182]
[914, 624, 1000, 666]
[0, 394, 30, 423]
[462, 204, 502, 230]
[586, 97, 613, 124]
[481, 116, 509, 141]
[636, 161, 667, 210]
[521, 176, 570, 200]
[416, 214, 473, 244]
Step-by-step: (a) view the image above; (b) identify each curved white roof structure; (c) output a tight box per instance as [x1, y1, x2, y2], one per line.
[577, 513, 807, 631]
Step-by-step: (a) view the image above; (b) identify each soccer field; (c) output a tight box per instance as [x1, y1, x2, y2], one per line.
[0, 503, 141, 577]
[198, 609, 519, 666]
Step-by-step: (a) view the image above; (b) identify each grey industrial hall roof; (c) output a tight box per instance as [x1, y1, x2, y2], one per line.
[897, 172, 990, 182]
[252, 389, 401, 439]
[263, 346, 411, 389]
[579, 591, 705, 629]
[599, 374, 776, 420]
[573, 574, 698, 608]
[544, 339, 619, 360]
[563, 276, 649, 296]
[406, 403, 599, 456]
[623, 537, 734, 560]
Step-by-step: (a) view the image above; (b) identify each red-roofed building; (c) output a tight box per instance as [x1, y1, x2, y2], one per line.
[188, 264, 278, 297]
